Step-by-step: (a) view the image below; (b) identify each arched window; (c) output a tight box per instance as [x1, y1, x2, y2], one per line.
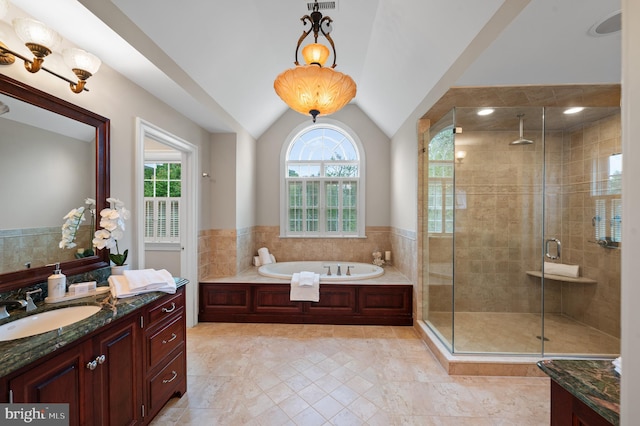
[427, 127, 454, 234]
[281, 122, 365, 237]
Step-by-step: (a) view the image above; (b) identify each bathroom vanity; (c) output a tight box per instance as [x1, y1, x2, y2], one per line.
[538, 359, 619, 426]
[0, 281, 187, 425]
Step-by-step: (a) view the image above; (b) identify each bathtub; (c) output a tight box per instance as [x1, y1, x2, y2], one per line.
[258, 261, 384, 281]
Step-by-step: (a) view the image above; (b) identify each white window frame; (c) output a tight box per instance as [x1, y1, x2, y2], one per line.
[427, 126, 455, 235]
[280, 119, 366, 238]
[143, 152, 182, 245]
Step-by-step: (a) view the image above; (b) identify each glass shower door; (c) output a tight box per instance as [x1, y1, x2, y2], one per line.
[422, 108, 455, 352]
[450, 107, 545, 355]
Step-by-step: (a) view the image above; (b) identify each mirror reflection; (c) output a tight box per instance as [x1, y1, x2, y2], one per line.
[0, 93, 96, 274]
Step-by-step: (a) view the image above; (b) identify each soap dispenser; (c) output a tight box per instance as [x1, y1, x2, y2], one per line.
[47, 263, 66, 300]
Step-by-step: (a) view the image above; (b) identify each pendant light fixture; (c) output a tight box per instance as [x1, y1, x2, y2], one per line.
[274, 0, 356, 122]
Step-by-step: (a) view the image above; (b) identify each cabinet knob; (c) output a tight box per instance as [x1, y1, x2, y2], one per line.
[86, 360, 97, 370]
[96, 354, 106, 365]
[161, 302, 176, 313]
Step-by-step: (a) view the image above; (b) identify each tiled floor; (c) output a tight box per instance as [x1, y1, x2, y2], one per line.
[150, 322, 550, 425]
[427, 312, 620, 356]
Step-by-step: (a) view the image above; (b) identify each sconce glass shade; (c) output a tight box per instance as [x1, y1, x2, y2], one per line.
[302, 43, 330, 66]
[63, 48, 101, 75]
[12, 18, 61, 53]
[274, 64, 356, 121]
[0, 0, 14, 65]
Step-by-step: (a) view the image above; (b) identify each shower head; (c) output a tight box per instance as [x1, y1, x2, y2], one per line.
[510, 114, 533, 145]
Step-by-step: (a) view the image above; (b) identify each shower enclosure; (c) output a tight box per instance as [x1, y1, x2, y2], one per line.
[422, 106, 621, 357]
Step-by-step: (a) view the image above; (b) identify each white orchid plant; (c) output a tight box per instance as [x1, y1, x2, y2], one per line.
[60, 198, 96, 256]
[93, 197, 130, 266]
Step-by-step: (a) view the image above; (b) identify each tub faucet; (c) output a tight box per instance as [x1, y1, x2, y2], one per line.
[0, 299, 28, 320]
[337, 264, 342, 276]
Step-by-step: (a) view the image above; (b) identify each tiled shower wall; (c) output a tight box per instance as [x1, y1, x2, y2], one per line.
[429, 129, 561, 314]
[558, 113, 621, 338]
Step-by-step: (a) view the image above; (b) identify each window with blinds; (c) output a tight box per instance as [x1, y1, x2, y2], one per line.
[283, 124, 364, 237]
[144, 162, 181, 243]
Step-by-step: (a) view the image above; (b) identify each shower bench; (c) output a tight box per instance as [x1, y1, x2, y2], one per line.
[198, 282, 413, 326]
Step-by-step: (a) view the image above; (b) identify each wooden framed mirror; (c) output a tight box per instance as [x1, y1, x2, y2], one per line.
[0, 74, 110, 292]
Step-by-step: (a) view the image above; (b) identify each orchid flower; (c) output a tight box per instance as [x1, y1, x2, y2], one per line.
[93, 198, 129, 266]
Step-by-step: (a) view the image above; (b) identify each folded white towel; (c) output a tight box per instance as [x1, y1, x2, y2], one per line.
[109, 272, 176, 299]
[612, 357, 621, 375]
[258, 247, 272, 265]
[290, 272, 319, 302]
[544, 262, 580, 278]
[299, 271, 316, 287]
[123, 268, 175, 290]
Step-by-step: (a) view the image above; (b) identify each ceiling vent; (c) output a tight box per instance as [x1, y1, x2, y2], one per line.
[307, 1, 337, 11]
[588, 11, 621, 36]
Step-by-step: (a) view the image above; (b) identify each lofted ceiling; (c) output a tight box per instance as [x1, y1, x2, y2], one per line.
[6, 0, 621, 139]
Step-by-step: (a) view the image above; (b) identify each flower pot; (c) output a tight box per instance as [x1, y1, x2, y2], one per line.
[110, 264, 129, 275]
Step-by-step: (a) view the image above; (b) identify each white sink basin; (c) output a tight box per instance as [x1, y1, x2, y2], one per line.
[0, 305, 102, 342]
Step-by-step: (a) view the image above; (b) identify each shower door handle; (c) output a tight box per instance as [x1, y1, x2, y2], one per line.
[545, 238, 561, 260]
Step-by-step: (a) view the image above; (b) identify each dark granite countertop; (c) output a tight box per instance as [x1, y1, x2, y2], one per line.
[0, 278, 187, 378]
[538, 359, 620, 425]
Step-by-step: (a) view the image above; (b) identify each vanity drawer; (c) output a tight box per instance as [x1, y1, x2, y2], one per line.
[147, 349, 186, 419]
[147, 289, 185, 328]
[147, 314, 185, 368]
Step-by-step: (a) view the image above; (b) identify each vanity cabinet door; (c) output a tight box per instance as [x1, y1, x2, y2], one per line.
[92, 317, 143, 426]
[9, 339, 94, 426]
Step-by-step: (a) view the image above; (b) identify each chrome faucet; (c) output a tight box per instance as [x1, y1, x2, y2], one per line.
[26, 289, 42, 312]
[0, 299, 28, 320]
[337, 264, 342, 276]
[324, 265, 332, 276]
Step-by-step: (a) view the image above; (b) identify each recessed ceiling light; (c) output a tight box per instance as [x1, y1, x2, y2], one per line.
[564, 107, 584, 115]
[477, 108, 494, 116]
[588, 11, 621, 36]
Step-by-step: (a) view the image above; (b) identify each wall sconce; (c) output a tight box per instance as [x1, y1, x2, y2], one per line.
[12, 17, 61, 73]
[0, 0, 100, 93]
[456, 150, 467, 163]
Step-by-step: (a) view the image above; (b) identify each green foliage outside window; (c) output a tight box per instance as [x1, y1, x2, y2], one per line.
[428, 128, 454, 234]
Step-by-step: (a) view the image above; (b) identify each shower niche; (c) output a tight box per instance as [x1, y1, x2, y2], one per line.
[421, 104, 621, 358]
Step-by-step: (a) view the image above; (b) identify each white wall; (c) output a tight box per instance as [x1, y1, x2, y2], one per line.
[620, 0, 639, 423]
[208, 133, 237, 230]
[256, 104, 391, 226]
[236, 129, 257, 230]
[388, 120, 419, 233]
[1, 57, 214, 270]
